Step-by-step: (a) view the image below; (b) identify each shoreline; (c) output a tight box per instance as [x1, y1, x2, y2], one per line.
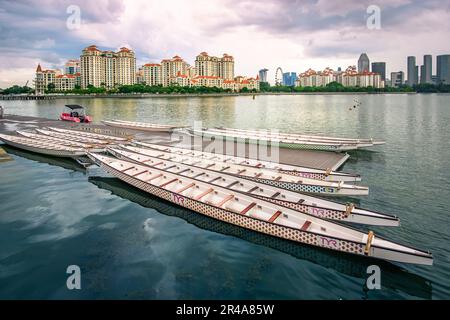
[0, 91, 421, 100]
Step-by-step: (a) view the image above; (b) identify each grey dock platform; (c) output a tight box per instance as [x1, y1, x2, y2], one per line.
[0, 114, 349, 170]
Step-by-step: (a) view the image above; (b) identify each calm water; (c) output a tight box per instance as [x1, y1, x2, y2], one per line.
[0, 94, 450, 299]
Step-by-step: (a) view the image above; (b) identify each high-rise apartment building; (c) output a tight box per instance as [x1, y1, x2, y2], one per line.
[161, 56, 188, 86]
[142, 63, 162, 86]
[195, 52, 234, 80]
[80, 45, 136, 89]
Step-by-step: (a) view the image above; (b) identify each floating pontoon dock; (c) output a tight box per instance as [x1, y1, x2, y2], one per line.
[0, 114, 349, 170]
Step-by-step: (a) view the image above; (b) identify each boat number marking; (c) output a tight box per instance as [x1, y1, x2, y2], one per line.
[319, 236, 339, 249]
[173, 194, 185, 205]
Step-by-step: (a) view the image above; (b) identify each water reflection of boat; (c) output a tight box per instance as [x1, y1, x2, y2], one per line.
[1, 144, 86, 173]
[88, 176, 432, 299]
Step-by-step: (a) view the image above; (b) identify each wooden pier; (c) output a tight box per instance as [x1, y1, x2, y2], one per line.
[0, 114, 349, 170]
[0, 95, 56, 100]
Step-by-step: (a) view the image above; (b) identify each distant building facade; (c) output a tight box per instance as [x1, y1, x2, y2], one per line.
[282, 72, 297, 86]
[296, 66, 383, 88]
[420, 55, 433, 84]
[407, 56, 418, 86]
[64, 59, 81, 75]
[437, 54, 450, 84]
[258, 68, 268, 83]
[371, 62, 386, 81]
[390, 71, 404, 87]
[358, 53, 370, 73]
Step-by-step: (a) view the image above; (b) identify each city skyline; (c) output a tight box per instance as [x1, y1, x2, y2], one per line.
[1, 0, 450, 88]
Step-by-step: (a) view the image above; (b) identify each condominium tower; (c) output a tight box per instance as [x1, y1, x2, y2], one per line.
[195, 52, 234, 80]
[80, 45, 136, 89]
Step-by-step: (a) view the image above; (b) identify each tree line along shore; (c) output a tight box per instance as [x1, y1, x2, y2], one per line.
[1, 81, 450, 96]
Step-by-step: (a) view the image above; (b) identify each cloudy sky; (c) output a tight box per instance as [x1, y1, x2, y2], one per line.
[1, 0, 450, 87]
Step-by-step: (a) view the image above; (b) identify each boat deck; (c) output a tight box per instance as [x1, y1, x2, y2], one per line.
[0, 114, 349, 170]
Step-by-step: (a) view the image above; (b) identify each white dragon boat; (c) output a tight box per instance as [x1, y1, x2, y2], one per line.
[190, 128, 360, 151]
[212, 127, 386, 146]
[87, 152, 433, 265]
[48, 127, 128, 142]
[108, 147, 397, 226]
[0, 134, 85, 158]
[133, 141, 361, 182]
[36, 128, 110, 145]
[102, 119, 179, 132]
[116, 145, 369, 196]
[17, 130, 105, 152]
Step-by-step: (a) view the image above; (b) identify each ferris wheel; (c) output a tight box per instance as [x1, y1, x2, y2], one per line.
[275, 67, 283, 86]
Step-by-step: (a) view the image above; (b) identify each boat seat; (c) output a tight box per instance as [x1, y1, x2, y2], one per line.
[268, 210, 282, 223]
[300, 220, 312, 231]
[240, 202, 257, 215]
[214, 194, 234, 207]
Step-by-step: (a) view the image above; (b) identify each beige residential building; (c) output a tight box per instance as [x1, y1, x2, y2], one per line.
[34, 64, 61, 94]
[161, 56, 188, 86]
[80, 45, 136, 89]
[195, 52, 234, 80]
[169, 72, 191, 87]
[142, 63, 162, 86]
[218, 53, 234, 80]
[192, 75, 223, 88]
[296, 66, 383, 88]
[55, 74, 76, 91]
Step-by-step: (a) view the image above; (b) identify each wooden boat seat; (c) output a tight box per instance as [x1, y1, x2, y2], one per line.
[208, 176, 222, 183]
[246, 186, 259, 194]
[300, 220, 312, 231]
[146, 173, 163, 182]
[268, 210, 282, 223]
[131, 169, 148, 177]
[240, 202, 257, 215]
[121, 166, 136, 173]
[271, 191, 280, 198]
[194, 188, 214, 200]
[214, 194, 234, 207]
[225, 181, 239, 188]
[159, 178, 178, 188]
[176, 182, 195, 194]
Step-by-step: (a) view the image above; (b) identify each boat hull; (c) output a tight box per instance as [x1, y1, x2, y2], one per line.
[89, 154, 432, 265]
[0, 138, 84, 158]
[102, 120, 175, 132]
[133, 141, 361, 182]
[193, 130, 358, 151]
[109, 148, 385, 224]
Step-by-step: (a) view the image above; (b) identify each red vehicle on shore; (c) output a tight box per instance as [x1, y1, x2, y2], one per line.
[60, 104, 92, 123]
